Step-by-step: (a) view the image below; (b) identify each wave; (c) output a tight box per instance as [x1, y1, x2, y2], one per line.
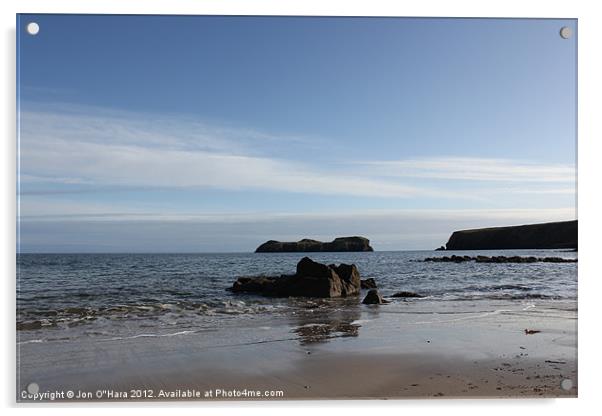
[17, 329, 202, 345]
[102, 330, 198, 342]
[445, 293, 563, 301]
[16, 299, 281, 331]
[462, 284, 534, 292]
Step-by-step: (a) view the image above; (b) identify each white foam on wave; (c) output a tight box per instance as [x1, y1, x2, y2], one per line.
[101, 330, 197, 342]
[411, 304, 537, 325]
[18, 339, 45, 345]
[296, 323, 328, 328]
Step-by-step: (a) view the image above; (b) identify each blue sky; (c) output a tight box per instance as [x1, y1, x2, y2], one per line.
[17, 15, 577, 252]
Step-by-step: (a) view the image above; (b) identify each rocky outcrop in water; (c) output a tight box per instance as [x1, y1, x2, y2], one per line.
[255, 236, 374, 253]
[442, 220, 577, 250]
[423, 255, 577, 263]
[230, 257, 361, 298]
[391, 291, 425, 298]
[362, 289, 389, 304]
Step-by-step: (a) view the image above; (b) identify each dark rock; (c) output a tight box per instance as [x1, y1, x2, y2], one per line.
[435, 246, 446, 251]
[297, 256, 335, 278]
[424, 255, 576, 263]
[329, 263, 362, 296]
[362, 289, 389, 305]
[231, 275, 276, 293]
[391, 291, 424, 298]
[230, 257, 361, 298]
[425, 255, 471, 263]
[360, 278, 377, 289]
[289, 257, 344, 298]
[541, 257, 577, 263]
[255, 236, 374, 253]
[443, 220, 577, 250]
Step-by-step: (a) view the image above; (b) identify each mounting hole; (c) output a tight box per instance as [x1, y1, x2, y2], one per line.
[561, 378, 573, 390]
[559, 26, 572, 39]
[26, 22, 40, 36]
[27, 382, 39, 394]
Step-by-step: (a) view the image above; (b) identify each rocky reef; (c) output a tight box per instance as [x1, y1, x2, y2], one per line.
[424, 255, 577, 263]
[255, 236, 374, 253]
[230, 257, 361, 298]
[230, 257, 428, 304]
[442, 220, 577, 251]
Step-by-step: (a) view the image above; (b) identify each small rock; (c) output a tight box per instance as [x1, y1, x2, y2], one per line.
[391, 291, 424, 298]
[362, 289, 389, 305]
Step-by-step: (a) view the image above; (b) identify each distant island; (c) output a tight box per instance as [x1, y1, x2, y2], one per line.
[440, 220, 577, 250]
[255, 236, 374, 253]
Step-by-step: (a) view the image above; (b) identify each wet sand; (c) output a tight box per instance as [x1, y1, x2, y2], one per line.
[18, 299, 577, 401]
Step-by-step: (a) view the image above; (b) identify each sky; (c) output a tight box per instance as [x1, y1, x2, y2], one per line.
[17, 15, 577, 252]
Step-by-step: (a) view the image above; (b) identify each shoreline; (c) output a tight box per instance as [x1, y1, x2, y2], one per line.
[18, 298, 577, 401]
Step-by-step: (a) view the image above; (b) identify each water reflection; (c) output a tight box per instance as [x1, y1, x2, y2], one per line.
[289, 297, 362, 345]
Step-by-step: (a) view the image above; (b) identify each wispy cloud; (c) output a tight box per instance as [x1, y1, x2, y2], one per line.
[17, 107, 454, 199]
[19, 194, 575, 225]
[20, 104, 309, 155]
[357, 157, 575, 183]
[18, 106, 575, 204]
[20, 133, 426, 199]
[17, 104, 576, 252]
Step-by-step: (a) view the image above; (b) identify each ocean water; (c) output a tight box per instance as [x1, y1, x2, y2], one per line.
[16, 249, 577, 348]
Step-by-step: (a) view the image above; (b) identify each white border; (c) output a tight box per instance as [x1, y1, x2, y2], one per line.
[2, 1, 601, 415]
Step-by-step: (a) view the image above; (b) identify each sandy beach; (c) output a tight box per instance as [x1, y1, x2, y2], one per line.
[18, 297, 577, 401]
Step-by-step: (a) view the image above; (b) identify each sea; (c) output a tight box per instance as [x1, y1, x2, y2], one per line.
[17, 249, 577, 347]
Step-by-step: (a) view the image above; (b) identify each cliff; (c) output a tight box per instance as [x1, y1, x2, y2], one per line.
[255, 236, 374, 253]
[444, 220, 577, 251]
